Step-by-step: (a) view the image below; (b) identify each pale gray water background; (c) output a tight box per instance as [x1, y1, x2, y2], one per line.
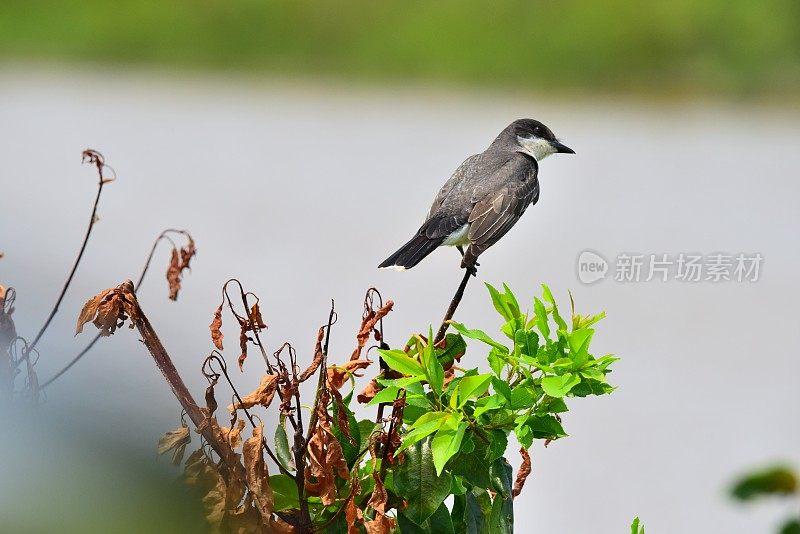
[1, 68, 798, 533]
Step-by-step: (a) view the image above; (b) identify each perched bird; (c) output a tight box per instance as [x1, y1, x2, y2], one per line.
[378, 118, 574, 272]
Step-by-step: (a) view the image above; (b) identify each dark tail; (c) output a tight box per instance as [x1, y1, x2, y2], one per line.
[378, 233, 444, 270]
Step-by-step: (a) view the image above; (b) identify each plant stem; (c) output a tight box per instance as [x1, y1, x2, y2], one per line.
[26, 157, 106, 356]
[434, 267, 474, 344]
[40, 229, 190, 390]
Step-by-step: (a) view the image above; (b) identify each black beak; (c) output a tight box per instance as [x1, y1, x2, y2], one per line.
[551, 140, 575, 154]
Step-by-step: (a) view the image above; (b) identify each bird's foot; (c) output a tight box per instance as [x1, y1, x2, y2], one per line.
[462, 263, 479, 277]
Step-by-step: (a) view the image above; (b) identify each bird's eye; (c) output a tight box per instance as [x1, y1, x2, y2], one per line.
[534, 126, 544, 136]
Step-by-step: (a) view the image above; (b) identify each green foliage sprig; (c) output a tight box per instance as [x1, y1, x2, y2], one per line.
[328, 282, 618, 532]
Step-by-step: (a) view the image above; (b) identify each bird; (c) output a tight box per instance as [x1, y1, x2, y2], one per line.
[378, 118, 574, 273]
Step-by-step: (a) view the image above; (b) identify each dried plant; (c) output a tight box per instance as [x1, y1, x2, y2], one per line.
[77, 277, 618, 533]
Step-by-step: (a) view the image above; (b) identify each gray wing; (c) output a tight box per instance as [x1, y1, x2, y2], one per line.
[463, 164, 539, 263]
[427, 153, 482, 219]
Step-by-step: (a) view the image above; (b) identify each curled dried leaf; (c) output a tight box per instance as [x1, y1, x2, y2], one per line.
[304, 424, 350, 505]
[210, 304, 224, 350]
[219, 418, 246, 450]
[298, 325, 325, 383]
[512, 447, 532, 498]
[157, 424, 191, 466]
[166, 238, 197, 301]
[327, 359, 372, 391]
[75, 281, 137, 336]
[356, 378, 380, 405]
[228, 374, 279, 412]
[180, 237, 196, 270]
[237, 302, 267, 371]
[351, 300, 394, 361]
[182, 448, 228, 530]
[249, 303, 266, 330]
[238, 327, 250, 372]
[166, 248, 182, 301]
[243, 423, 274, 518]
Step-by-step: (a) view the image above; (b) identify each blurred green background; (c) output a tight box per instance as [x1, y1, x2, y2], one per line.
[1, 0, 799, 98]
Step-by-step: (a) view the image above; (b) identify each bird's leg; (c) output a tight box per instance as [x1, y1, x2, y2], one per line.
[457, 246, 479, 273]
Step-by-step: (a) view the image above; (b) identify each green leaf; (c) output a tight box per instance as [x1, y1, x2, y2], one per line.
[474, 394, 506, 418]
[527, 414, 567, 439]
[377, 375, 424, 388]
[451, 440, 491, 489]
[432, 420, 468, 475]
[450, 322, 509, 351]
[438, 333, 467, 367]
[541, 373, 581, 398]
[533, 297, 551, 340]
[485, 430, 508, 463]
[514, 424, 533, 449]
[393, 438, 453, 525]
[422, 328, 445, 394]
[486, 283, 520, 323]
[270, 474, 300, 511]
[457, 373, 493, 407]
[488, 459, 514, 533]
[399, 502, 455, 533]
[730, 466, 798, 500]
[630, 516, 645, 534]
[366, 385, 401, 406]
[274, 424, 294, 472]
[378, 348, 426, 377]
[464, 489, 492, 534]
[397, 411, 450, 454]
[510, 382, 536, 410]
[488, 348, 506, 377]
[542, 284, 568, 332]
[491, 376, 512, 403]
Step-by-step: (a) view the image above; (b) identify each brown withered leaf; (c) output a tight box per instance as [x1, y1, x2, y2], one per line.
[238, 327, 250, 371]
[202, 476, 227, 530]
[330, 386, 354, 445]
[166, 248, 182, 301]
[183, 449, 227, 531]
[237, 303, 267, 371]
[157, 424, 191, 465]
[210, 304, 224, 350]
[75, 281, 138, 336]
[304, 415, 350, 505]
[243, 423, 274, 518]
[180, 237, 197, 270]
[226, 504, 265, 534]
[357, 378, 380, 405]
[364, 515, 394, 534]
[166, 238, 197, 301]
[298, 325, 325, 382]
[220, 418, 246, 450]
[269, 517, 298, 534]
[345, 476, 364, 534]
[249, 303, 266, 330]
[512, 447, 532, 498]
[327, 359, 373, 391]
[228, 374, 279, 412]
[351, 300, 394, 361]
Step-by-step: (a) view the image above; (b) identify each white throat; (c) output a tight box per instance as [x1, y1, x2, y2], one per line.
[516, 135, 555, 161]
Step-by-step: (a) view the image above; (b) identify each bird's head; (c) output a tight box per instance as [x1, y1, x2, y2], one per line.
[507, 118, 575, 161]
